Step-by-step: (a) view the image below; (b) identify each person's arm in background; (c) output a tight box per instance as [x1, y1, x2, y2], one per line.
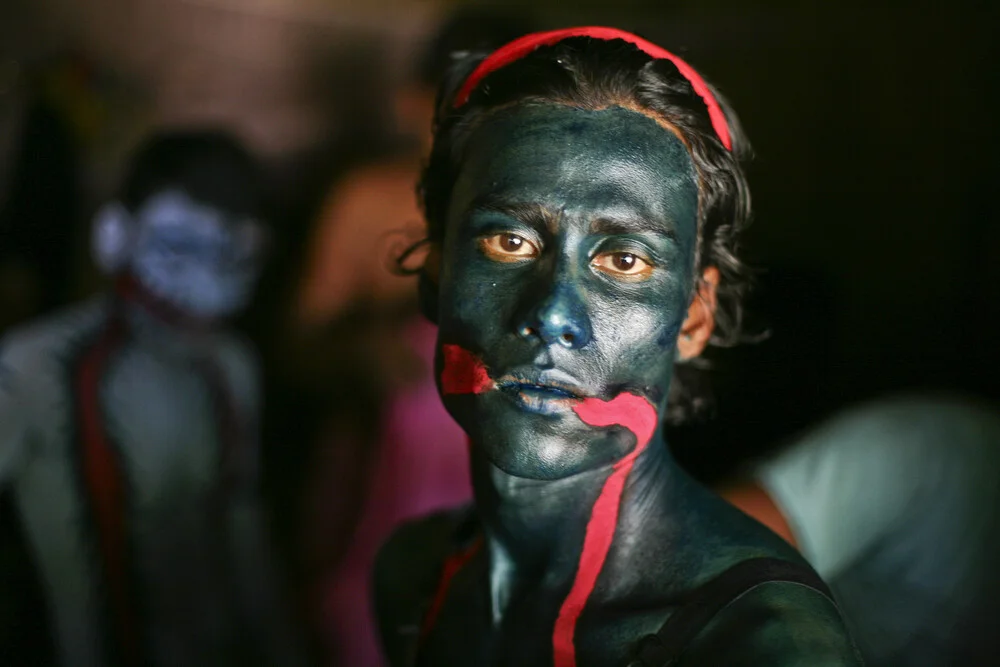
[0, 340, 28, 486]
[717, 393, 1000, 665]
[722, 393, 938, 575]
[721, 394, 1000, 579]
[221, 338, 312, 666]
[717, 481, 797, 548]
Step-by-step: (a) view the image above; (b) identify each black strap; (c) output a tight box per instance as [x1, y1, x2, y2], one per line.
[628, 557, 835, 667]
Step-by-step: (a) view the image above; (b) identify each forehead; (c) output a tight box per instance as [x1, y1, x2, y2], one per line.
[450, 104, 699, 237]
[136, 189, 248, 233]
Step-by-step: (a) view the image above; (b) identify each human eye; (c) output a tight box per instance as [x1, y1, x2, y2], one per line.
[478, 232, 540, 263]
[591, 250, 654, 282]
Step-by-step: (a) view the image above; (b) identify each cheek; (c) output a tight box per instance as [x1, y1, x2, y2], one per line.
[591, 293, 685, 379]
[440, 251, 521, 338]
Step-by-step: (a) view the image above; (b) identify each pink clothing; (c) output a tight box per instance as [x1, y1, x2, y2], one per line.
[320, 319, 471, 667]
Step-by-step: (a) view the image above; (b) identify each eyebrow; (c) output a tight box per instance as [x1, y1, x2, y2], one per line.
[471, 195, 560, 234]
[589, 215, 678, 242]
[469, 195, 679, 242]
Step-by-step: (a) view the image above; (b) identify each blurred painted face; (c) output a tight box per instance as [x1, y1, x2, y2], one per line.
[434, 104, 701, 480]
[129, 190, 265, 319]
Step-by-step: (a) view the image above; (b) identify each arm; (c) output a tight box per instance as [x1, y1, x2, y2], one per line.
[679, 582, 864, 667]
[718, 482, 798, 549]
[0, 343, 28, 483]
[723, 395, 1000, 666]
[220, 340, 311, 666]
[742, 395, 1000, 580]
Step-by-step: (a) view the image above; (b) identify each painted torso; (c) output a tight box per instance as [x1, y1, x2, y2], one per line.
[0, 296, 257, 667]
[377, 454, 863, 667]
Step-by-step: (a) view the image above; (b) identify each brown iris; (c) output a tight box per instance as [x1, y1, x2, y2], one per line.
[479, 233, 539, 262]
[592, 251, 653, 281]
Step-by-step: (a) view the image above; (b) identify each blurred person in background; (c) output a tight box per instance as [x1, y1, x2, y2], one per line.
[295, 8, 540, 329]
[286, 8, 539, 667]
[0, 129, 308, 667]
[720, 392, 1000, 667]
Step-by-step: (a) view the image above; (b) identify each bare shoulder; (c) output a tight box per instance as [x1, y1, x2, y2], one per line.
[0, 298, 109, 380]
[0, 298, 109, 409]
[373, 506, 475, 666]
[0, 299, 109, 473]
[0, 339, 28, 472]
[679, 580, 864, 667]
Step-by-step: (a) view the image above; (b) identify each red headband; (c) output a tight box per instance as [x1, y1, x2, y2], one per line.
[452, 26, 732, 152]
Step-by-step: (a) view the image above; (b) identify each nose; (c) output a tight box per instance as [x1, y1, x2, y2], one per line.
[517, 283, 592, 350]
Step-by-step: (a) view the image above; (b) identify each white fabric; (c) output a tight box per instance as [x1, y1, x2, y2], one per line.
[757, 394, 1000, 666]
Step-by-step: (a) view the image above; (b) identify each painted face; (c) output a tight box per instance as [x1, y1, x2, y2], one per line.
[129, 190, 265, 318]
[436, 104, 701, 480]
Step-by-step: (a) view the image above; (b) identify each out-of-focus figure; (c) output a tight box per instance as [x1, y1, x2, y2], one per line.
[288, 9, 537, 667]
[722, 393, 1000, 666]
[295, 11, 536, 329]
[0, 129, 307, 666]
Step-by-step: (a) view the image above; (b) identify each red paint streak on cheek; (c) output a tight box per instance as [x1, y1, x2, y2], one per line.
[553, 393, 658, 667]
[440, 344, 495, 394]
[570, 393, 659, 451]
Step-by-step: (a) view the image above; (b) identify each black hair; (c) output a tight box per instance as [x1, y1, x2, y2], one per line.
[120, 128, 265, 219]
[415, 36, 754, 424]
[415, 8, 540, 89]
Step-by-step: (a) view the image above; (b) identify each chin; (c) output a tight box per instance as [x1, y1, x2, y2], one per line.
[460, 393, 626, 481]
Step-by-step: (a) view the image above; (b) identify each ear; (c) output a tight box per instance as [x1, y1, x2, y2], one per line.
[677, 266, 720, 361]
[91, 201, 135, 275]
[418, 243, 442, 324]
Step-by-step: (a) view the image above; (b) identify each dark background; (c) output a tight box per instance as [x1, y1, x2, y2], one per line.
[2, 0, 995, 441]
[0, 0, 996, 662]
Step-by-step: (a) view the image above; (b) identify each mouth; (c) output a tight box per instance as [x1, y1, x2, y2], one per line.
[494, 371, 589, 415]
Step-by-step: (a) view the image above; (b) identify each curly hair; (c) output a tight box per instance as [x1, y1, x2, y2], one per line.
[411, 35, 755, 423]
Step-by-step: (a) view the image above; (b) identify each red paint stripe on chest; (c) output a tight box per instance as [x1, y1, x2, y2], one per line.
[76, 322, 140, 665]
[419, 536, 483, 644]
[553, 393, 658, 667]
[433, 343, 658, 665]
[440, 344, 494, 394]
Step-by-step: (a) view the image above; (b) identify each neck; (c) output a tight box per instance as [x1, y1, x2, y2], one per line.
[112, 273, 221, 352]
[471, 426, 676, 624]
